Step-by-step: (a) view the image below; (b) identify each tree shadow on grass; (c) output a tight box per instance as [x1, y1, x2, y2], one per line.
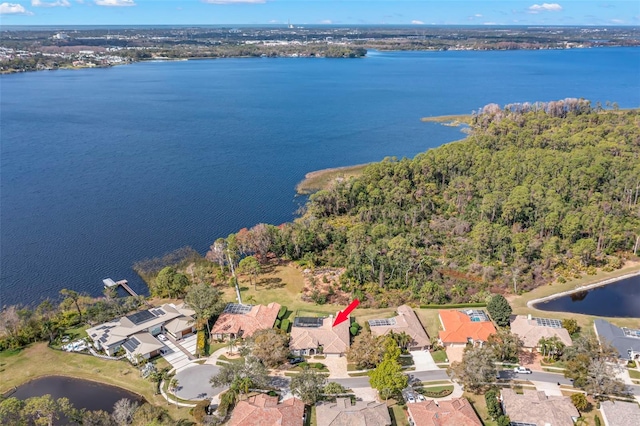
[258, 277, 284, 289]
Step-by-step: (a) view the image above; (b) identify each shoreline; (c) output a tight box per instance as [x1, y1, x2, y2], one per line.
[296, 163, 371, 195]
[527, 268, 640, 310]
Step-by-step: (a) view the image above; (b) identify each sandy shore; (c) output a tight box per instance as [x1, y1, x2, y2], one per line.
[296, 163, 370, 195]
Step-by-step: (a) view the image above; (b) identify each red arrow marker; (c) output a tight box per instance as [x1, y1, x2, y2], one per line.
[332, 299, 360, 327]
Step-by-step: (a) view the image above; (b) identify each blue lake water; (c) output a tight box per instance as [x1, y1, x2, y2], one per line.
[533, 274, 640, 318]
[2, 48, 640, 306]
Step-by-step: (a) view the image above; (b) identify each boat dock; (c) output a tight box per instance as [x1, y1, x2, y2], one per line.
[103, 278, 138, 298]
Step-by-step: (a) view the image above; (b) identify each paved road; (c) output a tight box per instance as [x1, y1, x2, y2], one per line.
[174, 364, 225, 401]
[498, 370, 573, 386]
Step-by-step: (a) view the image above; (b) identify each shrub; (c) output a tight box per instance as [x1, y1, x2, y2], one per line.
[571, 393, 589, 411]
[349, 322, 361, 336]
[485, 389, 502, 419]
[497, 415, 511, 426]
[196, 330, 206, 357]
[557, 276, 567, 283]
[191, 399, 209, 424]
[562, 319, 580, 336]
[595, 414, 602, 426]
[277, 306, 288, 319]
[419, 303, 487, 309]
[280, 319, 291, 333]
[274, 319, 281, 328]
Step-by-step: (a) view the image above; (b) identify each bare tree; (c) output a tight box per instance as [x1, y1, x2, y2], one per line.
[111, 399, 138, 426]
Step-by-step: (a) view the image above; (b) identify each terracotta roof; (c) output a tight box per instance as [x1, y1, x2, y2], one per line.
[600, 400, 640, 426]
[227, 394, 305, 426]
[369, 305, 430, 348]
[438, 310, 496, 344]
[510, 315, 573, 348]
[316, 398, 391, 426]
[211, 303, 281, 338]
[501, 389, 579, 426]
[290, 314, 351, 354]
[407, 398, 482, 426]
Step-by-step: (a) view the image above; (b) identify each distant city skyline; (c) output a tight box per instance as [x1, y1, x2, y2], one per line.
[1, 1, 639, 26]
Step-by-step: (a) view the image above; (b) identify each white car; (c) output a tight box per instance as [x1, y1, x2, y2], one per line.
[157, 334, 167, 341]
[513, 366, 532, 374]
[407, 395, 416, 404]
[417, 394, 426, 402]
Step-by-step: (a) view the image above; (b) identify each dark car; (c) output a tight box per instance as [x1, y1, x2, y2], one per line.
[289, 357, 305, 365]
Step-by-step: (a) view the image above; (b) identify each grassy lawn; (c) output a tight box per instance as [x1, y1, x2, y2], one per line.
[431, 350, 448, 363]
[308, 405, 317, 426]
[464, 392, 497, 426]
[628, 369, 640, 379]
[389, 405, 409, 426]
[510, 262, 640, 330]
[412, 309, 442, 341]
[0, 343, 192, 421]
[217, 354, 245, 364]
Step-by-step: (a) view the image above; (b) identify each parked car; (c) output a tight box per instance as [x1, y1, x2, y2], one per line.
[407, 395, 416, 404]
[417, 394, 426, 402]
[513, 366, 532, 374]
[289, 357, 305, 365]
[157, 334, 167, 341]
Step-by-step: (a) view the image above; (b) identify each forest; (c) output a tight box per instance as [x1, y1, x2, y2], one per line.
[206, 100, 639, 308]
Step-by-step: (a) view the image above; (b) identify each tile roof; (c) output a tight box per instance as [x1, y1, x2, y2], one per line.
[600, 400, 640, 426]
[227, 394, 305, 426]
[501, 389, 579, 426]
[211, 302, 281, 338]
[438, 310, 496, 344]
[594, 319, 640, 359]
[316, 398, 391, 426]
[510, 315, 573, 348]
[407, 398, 482, 426]
[369, 305, 430, 348]
[290, 313, 351, 354]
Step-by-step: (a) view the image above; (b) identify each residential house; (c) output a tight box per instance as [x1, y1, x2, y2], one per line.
[211, 303, 281, 341]
[368, 305, 431, 350]
[315, 398, 391, 426]
[227, 394, 305, 426]
[407, 398, 482, 426]
[290, 314, 350, 357]
[86, 303, 195, 362]
[600, 400, 640, 426]
[438, 310, 497, 347]
[501, 389, 579, 426]
[510, 315, 573, 351]
[594, 319, 640, 360]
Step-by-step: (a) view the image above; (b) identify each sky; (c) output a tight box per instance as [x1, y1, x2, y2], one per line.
[0, 1, 638, 26]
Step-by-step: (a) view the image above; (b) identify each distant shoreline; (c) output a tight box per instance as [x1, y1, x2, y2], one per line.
[296, 163, 371, 195]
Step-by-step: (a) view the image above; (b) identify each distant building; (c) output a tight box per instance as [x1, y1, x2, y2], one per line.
[289, 313, 350, 357]
[438, 310, 496, 347]
[52, 33, 69, 40]
[501, 389, 579, 426]
[600, 400, 640, 426]
[227, 394, 305, 426]
[594, 319, 640, 360]
[510, 314, 573, 350]
[315, 398, 391, 426]
[368, 305, 431, 350]
[86, 303, 195, 362]
[407, 398, 482, 426]
[211, 303, 280, 341]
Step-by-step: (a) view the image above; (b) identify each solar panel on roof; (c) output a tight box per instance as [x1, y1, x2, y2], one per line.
[293, 317, 324, 328]
[122, 338, 140, 352]
[100, 336, 107, 343]
[91, 333, 97, 337]
[368, 318, 397, 327]
[534, 317, 563, 329]
[156, 309, 165, 316]
[223, 304, 253, 314]
[96, 326, 106, 330]
[126, 310, 155, 325]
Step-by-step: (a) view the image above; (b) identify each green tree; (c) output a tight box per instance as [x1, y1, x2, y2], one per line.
[290, 366, 328, 404]
[449, 346, 497, 393]
[238, 256, 262, 290]
[184, 283, 225, 335]
[368, 357, 408, 399]
[0, 397, 25, 426]
[60, 289, 83, 324]
[487, 328, 523, 362]
[485, 389, 502, 419]
[323, 382, 348, 395]
[153, 267, 191, 298]
[210, 355, 268, 389]
[562, 319, 580, 336]
[347, 329, 384, 370]
[570, 393, 589, 411]
[487, 295, 512, 327]
[249, 328, 290, 368]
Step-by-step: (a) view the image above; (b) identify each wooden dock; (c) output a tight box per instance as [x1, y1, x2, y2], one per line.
[103, 278, 138, 297]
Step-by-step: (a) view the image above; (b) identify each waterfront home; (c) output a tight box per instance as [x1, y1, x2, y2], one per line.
[315, 398, 391, 426]
[510, 314, 572, 351]
[594, 319, 640, 360]
[289, 313, 350, 357]
[86, 303, 196, 361]
[500, 389, 579, 426]
[438, 310, 496, 347]
[407, 398, 482, 426]
[227, 394, 305, 426]
[368, 305, 431, 350]
[600, 400, 640, 426]
[211, 303, 281, 341]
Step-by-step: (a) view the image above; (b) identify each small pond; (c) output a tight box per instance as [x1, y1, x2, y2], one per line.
[533, 274, 640, 317]
[10, 376, 144, 413]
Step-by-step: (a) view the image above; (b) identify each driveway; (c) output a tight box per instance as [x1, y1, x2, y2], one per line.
[445, 346, 465, 364]
[174, 364, 225, 401]
[162, 334, 197, 371]
[410, 350, 438, 371]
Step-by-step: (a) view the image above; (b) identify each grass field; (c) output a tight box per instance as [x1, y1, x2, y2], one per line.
[0, 343, 192, 421]
[295, 164, 370, 195]
[431, 350, 448, 363]
[464, 392, 497, 426]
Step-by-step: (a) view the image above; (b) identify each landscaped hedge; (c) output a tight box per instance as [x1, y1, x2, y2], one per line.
[274, 319, 281, 328]
[190, 399, 209, 424]
[277, 306, 288, 319]
[422, 388, 453, 398]
[419, 303, 487, 309]
[349, 322, 361, 336]
[196, 329, 206, 357]
[280, 319, 291, 333]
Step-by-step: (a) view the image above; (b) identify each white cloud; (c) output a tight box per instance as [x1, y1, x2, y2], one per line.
[483, 22, 498, 25]
[202, 0, 266, 4]
[610, 18, 624, 24]
[0, 2, 33, 14]
[474, 14, 483, 17]
[319, 19, 332, 24]
[95, 0, 135, 6]
[528, 3, 563, 13]
[32, 0, 71, 7]
[411, 20, 424, 25]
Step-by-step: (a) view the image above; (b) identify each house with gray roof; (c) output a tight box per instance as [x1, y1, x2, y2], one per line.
[501, 389, 579, 426]
[315, 398, 391, 426]
[600, 400, 640, 426]
[593, 319, 640, 360]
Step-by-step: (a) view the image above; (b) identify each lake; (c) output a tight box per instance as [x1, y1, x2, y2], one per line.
[10, 376, 144, 413]
[533, 274, 640, 317]
[2, 48, 639, 306]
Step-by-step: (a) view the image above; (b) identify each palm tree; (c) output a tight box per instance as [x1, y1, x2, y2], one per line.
[395, 332, 413, 352]
[538, 337, 549, 358]
[169, 378, 179, 395]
